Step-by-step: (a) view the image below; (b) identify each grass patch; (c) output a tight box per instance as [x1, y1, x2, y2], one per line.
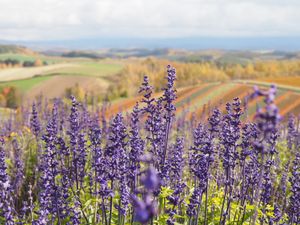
[0, 53, 37, 62]
[0, 76, 51, 92]
[0, 53, 66, 64]
[42, 61, 123, 77]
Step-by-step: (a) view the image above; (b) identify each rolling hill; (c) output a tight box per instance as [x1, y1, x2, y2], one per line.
[0, 45, 125, 98]
[0, 44, 37, 55]
[0, 44, 300, 121]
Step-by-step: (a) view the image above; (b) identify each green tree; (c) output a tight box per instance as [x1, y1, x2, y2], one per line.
[6, 86, 20, 108]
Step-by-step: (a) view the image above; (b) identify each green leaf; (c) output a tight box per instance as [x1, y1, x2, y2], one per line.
[160, 186, 174, 198]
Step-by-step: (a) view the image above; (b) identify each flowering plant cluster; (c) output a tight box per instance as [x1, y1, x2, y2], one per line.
[0, 65, 299, 225]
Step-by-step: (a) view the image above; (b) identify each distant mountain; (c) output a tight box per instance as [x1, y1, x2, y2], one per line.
[1, 43, 300, 64]
[0, 44, 37, 55]
[47, 48, 300, 63]
[59, 48, 171, 59]
[1, 37, 300, 51]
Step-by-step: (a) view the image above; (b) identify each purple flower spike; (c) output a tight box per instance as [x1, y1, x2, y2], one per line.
[132, 195, 157, 224]
[289, 152, 300, 224]
[133, 157, 160, 224]
[0, 144, 15, 224]
[141, 166, 160, 191]
[30, 102, 41, 137]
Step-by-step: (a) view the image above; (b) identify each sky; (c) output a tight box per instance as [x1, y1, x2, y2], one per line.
[0, 0, 300, 41]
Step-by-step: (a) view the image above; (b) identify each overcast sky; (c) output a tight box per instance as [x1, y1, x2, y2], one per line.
[0, 0, 299, 41]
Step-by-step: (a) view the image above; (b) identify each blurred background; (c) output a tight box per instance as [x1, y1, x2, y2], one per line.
[0, 0, 300, 119]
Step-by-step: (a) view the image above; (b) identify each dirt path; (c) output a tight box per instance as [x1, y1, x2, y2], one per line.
[0, 63, 79, 82]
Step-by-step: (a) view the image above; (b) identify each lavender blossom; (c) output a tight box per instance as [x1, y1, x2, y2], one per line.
[105, 113, 128, 180]
[89, 117, 111, 200]
[250, 85, 281, 224]
[37, 108, 60, 224]
[239, 123, 259, 206]
[0, 144, 15, 224]
[11, 139, 24, 195]
[260, 160, 273, 205]
[70, 197, 81, 225]
[220, 98, 242, 170]
[146, 98, 165, 173]
[166, 181, 186, 225]
[252, 85, 281, 137]
[129, 103, 144, 188]
[105, 113, 128, 225]
[89, 116, 102, 186]
[189, 123, 212, 188]
[117, 176, 130, 216]
[162, 65, 177, 122]
[219, 98, 242, 224]
[186, 187, 201, 218]
[139, 76, 155, 110]
[167, 137, 186, 225]
[240, 123, 257, 161]
[68, 96, 81, 188]
[132, 195, 157, 225]
[208, 108, 221, 138]
[133, 164, 159, 224]
[289, 152, 300, 224]
[169, 137, 185, 182]
[162, 65, 177, 167]
[287, 114, 296, 151]
[139, 77, 161, 162]
[30, 102, 41, 137]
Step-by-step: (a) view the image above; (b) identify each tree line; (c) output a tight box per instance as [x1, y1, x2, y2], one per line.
[0, 58, 47, 69]
[107, 57, 300, 99]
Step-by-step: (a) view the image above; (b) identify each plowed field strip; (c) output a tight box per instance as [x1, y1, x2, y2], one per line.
[181, 83, 237, 120]
[175, 83, 219, 109]
[175, 84, 208, 107]
[193, 85, 252, 120]
[280, 96, 300, 116]
[106, 85, 206, 117]
[176, 83, 230, 115]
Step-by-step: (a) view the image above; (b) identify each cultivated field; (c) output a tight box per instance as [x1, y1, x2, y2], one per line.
[0, 52, 124, 102]
[26, 75, 110, 100]
[1, 50, 300, 119]
[106, 81, 300, 121]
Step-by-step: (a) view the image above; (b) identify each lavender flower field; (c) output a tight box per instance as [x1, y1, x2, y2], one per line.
[0, 65, 299, 225]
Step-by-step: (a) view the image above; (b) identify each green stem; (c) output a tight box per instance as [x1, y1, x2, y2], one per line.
[109, 180, 114, 225]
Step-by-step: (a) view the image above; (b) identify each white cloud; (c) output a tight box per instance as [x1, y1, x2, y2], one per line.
[0, 0, 299, 40]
